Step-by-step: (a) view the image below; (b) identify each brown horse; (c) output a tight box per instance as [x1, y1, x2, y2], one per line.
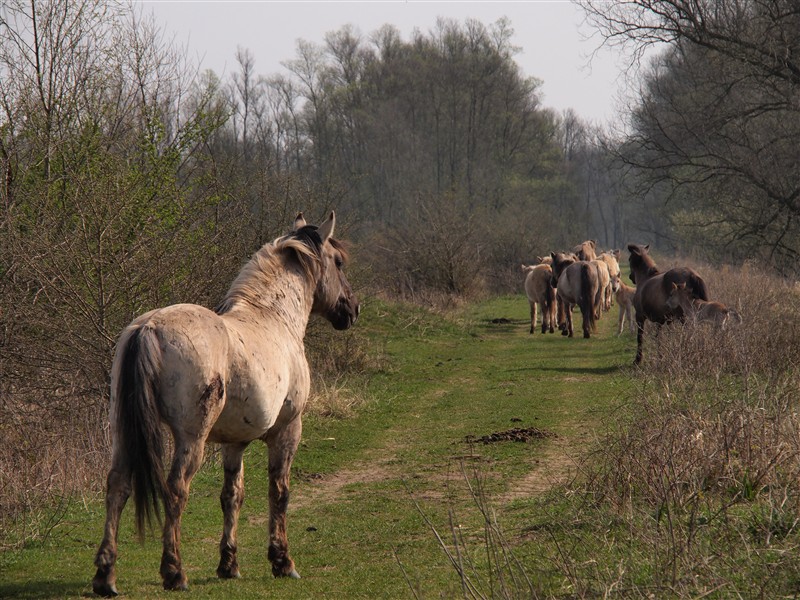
[666, 282, 742, 329]
[92, 212, 359, 596]
[628, 243, 709, 364]
[550, 252, 599, 338]
[522, 264, 556, 334]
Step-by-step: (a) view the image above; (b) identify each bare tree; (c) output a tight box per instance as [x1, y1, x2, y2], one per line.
[580, 0, 800, 270]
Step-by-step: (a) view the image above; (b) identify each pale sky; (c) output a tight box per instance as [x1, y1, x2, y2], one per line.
[144, 1, 635, 126]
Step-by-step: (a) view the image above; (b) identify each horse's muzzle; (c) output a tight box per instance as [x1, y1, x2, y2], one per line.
[329, 300, 360, 330]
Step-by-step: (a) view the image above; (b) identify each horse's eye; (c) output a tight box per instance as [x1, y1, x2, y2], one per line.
[335, 256, 343, 269]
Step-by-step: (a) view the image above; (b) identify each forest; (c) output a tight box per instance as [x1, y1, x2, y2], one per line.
[2, 0, 799, 559]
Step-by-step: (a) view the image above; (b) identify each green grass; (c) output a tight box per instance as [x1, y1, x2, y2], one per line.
[1, 295, 640, 598]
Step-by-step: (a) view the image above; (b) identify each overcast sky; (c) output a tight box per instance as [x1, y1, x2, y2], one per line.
[145, 1, 637, 126]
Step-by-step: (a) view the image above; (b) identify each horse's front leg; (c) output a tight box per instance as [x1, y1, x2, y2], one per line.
[634, 315, 645, 365]
[160, 437, 205, 591]
[93, 451, 132, 597]
[265, 417, 302, 579]
[217, 442, 249, 579]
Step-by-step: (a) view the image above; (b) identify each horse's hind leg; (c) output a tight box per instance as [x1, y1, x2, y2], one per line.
[529, 300, 536, 334]
[217, 442, 248, 579]
[266, 417, 302, 579]
[93, 452, 132, 597]
[160, 437, 205, 591]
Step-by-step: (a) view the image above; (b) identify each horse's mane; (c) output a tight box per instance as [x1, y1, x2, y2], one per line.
[215, 226, 347, 315]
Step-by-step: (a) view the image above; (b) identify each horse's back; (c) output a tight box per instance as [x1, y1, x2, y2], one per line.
[559, 262, 597, 303]
[661, 267, 709, 301]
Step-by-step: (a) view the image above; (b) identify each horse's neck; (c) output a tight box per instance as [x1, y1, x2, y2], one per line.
[224, 260, 314, 342]
[633, 263, 658, 283]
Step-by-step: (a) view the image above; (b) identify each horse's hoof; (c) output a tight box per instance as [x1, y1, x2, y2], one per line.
[162, 572, 189, 591]
[92, 581, 118, 597]
[217, 566, 241, 579]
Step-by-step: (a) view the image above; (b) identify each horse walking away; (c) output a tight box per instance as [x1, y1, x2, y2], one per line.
[92, 212, 359, 596]
[628, 243, 708, 364]
[589, 258, 612, 317]
[522, 263, 556, 334]
[666, 282, 742, 329]
[598, 250, 621, 310]
[572, 239, 597, 262]
[550, 252, 599, 339]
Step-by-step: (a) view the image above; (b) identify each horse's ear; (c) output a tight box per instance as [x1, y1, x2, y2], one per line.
[670, 282, 678, 292]
[589, 240, 597, 248]
[550, 252, 556, 260]
[612, 249, 620, 259]
[644, 244, 650, 252]
[317, 211, 336, 242]
[294, 212, 307, 231]
[627, 244, 640, 255]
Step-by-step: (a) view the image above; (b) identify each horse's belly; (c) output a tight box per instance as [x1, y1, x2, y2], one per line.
[209, 394, 281, 443]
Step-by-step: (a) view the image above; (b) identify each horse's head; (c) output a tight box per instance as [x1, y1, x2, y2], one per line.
[296, 212, 360, 330]
[549, 251, 575, 286]
[610, 273, 621, 294]
[665, 281, 692, 314]
[627, 243, 656, 284]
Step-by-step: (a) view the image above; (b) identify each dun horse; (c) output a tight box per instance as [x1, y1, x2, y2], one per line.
[522, 263, 556, 334]
[572, 239, 597, 262]
[550, 252, 599, 338]
[628, 243, 708, 364]
[92, 212, 359, 596]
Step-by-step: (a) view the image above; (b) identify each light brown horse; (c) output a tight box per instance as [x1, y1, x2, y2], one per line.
[522, 264, 556, 334]
[666, 282, 742, 329]
[598, 250, 621, 309]
[616, 281, 636, 335]
[92, 212, 359, 596]
[589, 258, 612, 316]
[550, 252, 599, 338]
[572, 240, 597, 262]
[628, 243, 708, 364]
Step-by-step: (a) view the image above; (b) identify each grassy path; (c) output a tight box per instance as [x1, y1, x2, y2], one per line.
[0, 295, 637, 599]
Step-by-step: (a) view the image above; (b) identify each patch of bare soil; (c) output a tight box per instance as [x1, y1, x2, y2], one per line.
[465, 427, 557, 445]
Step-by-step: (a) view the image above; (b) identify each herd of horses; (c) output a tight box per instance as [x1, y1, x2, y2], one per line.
[523, 240, 741, 364]
[89, 216, 742, 596]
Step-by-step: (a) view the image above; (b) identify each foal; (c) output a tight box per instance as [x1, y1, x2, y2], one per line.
[616, 282, 636, 335]
[666, 282, 742, 329]
[522, 264, 556, 334]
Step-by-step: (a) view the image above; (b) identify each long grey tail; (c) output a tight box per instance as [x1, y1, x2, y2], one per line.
[113, 325, 168, 540]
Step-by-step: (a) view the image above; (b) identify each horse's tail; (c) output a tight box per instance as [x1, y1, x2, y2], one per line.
[112, 324, 167, 541]
[580, 264, 598, 333]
